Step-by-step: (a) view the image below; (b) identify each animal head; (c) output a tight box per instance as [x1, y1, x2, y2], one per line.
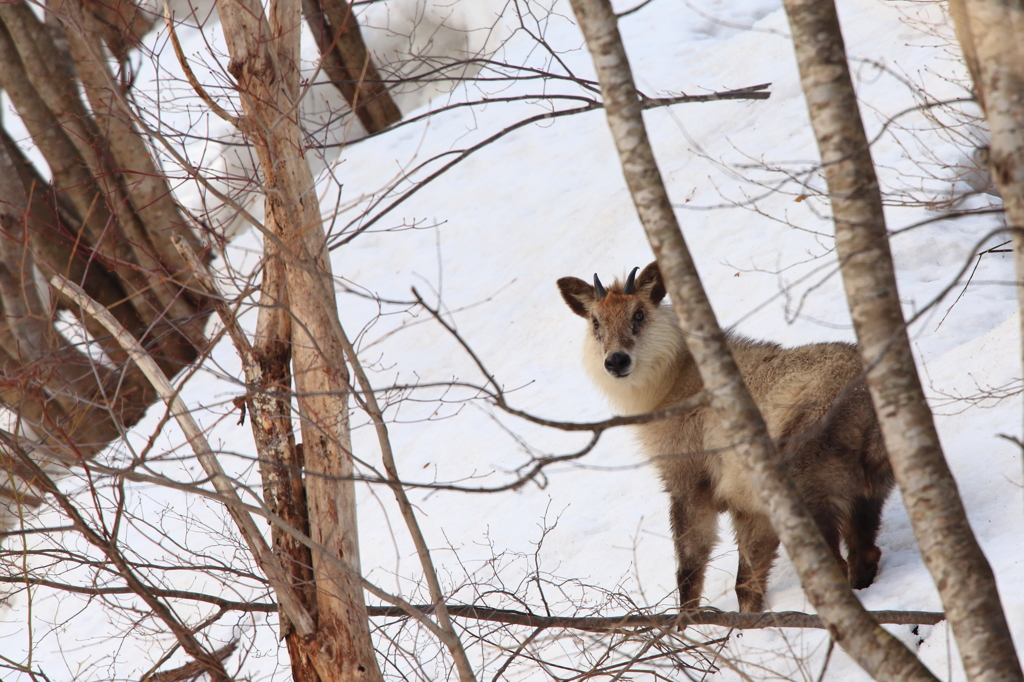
[557, 261, 680, 413]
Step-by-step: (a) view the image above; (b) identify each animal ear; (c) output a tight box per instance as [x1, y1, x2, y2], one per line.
[635, 261, 666, 304]
[557, 277, 596, 317]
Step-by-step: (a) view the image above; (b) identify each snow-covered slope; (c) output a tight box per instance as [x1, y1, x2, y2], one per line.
[3, 0, 1021, 679]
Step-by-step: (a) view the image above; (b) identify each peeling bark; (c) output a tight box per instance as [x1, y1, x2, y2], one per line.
[213, 0, 384, 675]
[177, 235, 324, 681]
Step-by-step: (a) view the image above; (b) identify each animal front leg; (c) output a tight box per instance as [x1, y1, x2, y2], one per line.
[732, 511, 780, 613]
[670, 490, 718, 610]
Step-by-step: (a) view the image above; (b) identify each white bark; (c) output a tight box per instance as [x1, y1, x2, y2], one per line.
[781, 0, 1023, 680]
[948, 0, 1024, 535]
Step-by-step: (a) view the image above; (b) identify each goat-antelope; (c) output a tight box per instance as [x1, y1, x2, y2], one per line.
[557, 261, 894, 612]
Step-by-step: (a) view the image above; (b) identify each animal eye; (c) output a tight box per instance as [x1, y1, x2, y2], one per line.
[592, 318, 600, 331]
[631, 309, 644, 335]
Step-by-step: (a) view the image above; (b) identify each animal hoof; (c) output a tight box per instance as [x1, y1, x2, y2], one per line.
[849, 564, 879, 589]
[848, 547, 882, 589]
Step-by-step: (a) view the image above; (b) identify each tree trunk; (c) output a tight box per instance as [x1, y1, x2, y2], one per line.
[0, 0, 400, 508]
[780, 0, 1023, 680]
[175, 234, 324, 680]
[948, 0, 1024, 523]
[302, 0, 402, 133]
[213, 0, 384, 676]
[250, 243, 323, 680]
[0, 0, 402, 674]
[566, 0, 937, 680]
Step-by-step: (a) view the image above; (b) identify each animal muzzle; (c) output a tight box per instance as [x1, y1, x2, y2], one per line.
[604, 351, 633, 377]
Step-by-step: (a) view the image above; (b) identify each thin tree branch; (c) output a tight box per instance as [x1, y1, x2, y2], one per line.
[164, 5, 239, 126]
[337, 320, 477, 682]
[49, 274, 317, 638]
[364, 605, 945, 632]
[331, 83, 772, 249]
[0, 576, 277, 612]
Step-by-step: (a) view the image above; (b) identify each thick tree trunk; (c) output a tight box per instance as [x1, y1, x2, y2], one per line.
[213, 0, 383, 677]
[174, 237, 324, 681]
[0, 0, 394, 675]
[566, 1, 937, 680]
[0, 1, 205, 352]
[780, 0, 1023, 680]
[1, 0, 402, 673]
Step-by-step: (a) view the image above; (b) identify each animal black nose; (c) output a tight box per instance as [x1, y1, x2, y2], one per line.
[605, 352, 631, 376]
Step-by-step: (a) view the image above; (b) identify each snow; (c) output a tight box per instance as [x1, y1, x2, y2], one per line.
[2, 0, 1023, 679]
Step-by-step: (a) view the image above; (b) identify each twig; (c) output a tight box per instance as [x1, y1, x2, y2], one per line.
[337, 316, 478, 682]
[332, 83, 772, 248]
[0, 575, 278, 613]
[166, 239, 456, 644]
[935, 239, 1011, 330]
[412, 288, 711, 428]
[163, 4, 239, 126]
[816, 637, 835, 682]
[617, 0, 656, 17]
[491, 626, 545, 682]
[144, 640, 238, 682]
[639, 84, 771, 108]
[49, 274, 316, 638]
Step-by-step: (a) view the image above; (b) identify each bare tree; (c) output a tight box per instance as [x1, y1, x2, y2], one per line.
[0, 0, 405, 518]
[192, 0, 395, 674]
[564, 0, 938, 680]
[0, 0, 209, 514]
[0, 0, 403, 677]
[0, 0, 989, 680]
[779, 0, 1023, 680]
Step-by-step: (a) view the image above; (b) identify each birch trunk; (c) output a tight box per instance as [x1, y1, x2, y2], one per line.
[780, 0, 1023, 680]
[948, 0, 1024, 529]
[566, 0, 937, 679]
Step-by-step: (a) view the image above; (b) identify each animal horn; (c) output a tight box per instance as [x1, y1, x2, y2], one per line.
[593, 274, 607, 300]
[623, 267, 639, 295]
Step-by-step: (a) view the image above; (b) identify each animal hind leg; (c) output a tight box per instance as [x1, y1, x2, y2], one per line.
[812, 505, 849, 577]
[732, 511, 780, 613]
[844, 495, 885, 589]
[670, 490, 718, 610]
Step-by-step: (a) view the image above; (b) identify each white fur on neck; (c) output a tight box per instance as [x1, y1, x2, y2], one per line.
[582, 304, 686, 415]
